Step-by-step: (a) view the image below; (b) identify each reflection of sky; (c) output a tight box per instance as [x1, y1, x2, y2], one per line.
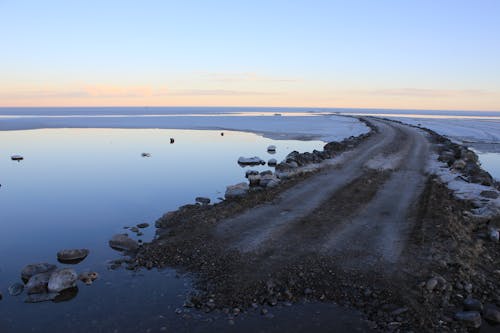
[0, 128, 323, 275]
[477, 152, 500, 181]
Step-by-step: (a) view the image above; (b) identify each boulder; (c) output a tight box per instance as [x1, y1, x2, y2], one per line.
[195, 197, 211, 205]
[464, 298, 483, 312]
[245, 170, 259, 178]
[137, 222, 150, 228]
[11, 155, 23, 161]
[78, 271, 99, 285]
[48, 268, 78, 293]
[26, 272, 52, 294]
[454, 311, 481, 328]
[8, 283, 24, 296]
[267, 145, 276, 152]
[238, 156, 265, 165]
[225, 183, 249, 198]
[480, 190, 499, 199]
[248, 174, 261, 187]
[268, 158, 277, 166]
[57, 249, 89, 264]
[21, 263, 57, 281]
[484, 307, 500, 324]
[109, 234, 139, 252]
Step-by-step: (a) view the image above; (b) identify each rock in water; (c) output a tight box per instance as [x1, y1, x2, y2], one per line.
[26, 272, 52, 294]
[248, 174, 261, 187]
[195, 197, 211, 205]
[57, 249, 89, 264]
[78, 271, 99, 285]
[454, 311, 482, 328]
[237, 156, 265, 165]
[268, 158, 277, 166]
[8, 283, 24, 296]
[136, 222, 150, 228]
[21, 263, 57, 281]
[141, 152, 151, 157]
[267, 145, 276, 152]
[11, 155, 23, 161]
[109, 234, 139, 252]
[225, 182, 249, 199]
[48, 268, 78, 293]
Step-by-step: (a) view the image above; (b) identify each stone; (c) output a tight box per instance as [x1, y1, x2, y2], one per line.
[484, 307, 500, 324]
[130, 227, 139, 233]
[26, 272, 52, 294]
[267, 145, 276, 152]
[225, 182, 249, 199]
[57, 248, 89, 264]
[464, 298, 483, 312]
[109, 234, 139, 252]
[8, 283, 24, 296]
[137, 222, 150, 228]
[78, 271, 99, 285]
[268, 158, 277, 166]
[237, 156, 265, 165]
[25, 293, 58, 303]
[452, 159, 466, 170]
[480, 190, 499, 199]
[21, 263, 57, 281]
[141, 153, 151, 157]
[195, 197, 210, 205]
[489, 229, 499, 243]
[11, 155, 23, 161]
[248, 174, 261, 187]
[425, 278, 439, 291]
[454, 311, 481, 328]
[260, 174, 280, 188]
[245, 170, 259, 178]
[48, 268, 78, 293]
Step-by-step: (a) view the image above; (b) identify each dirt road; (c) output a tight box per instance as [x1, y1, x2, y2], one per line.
[216, 118, 430, 269]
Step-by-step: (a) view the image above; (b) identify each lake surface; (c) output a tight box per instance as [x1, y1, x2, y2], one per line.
[0, 128, 376, 333]
[476, 152, 500, 181]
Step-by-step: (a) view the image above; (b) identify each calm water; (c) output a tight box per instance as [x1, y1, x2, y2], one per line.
[0, 128, 375, 333]
[477, 152, 500, 181]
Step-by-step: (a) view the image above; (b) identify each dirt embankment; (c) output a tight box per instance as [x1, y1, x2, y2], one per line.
[133, 118, 500, 332]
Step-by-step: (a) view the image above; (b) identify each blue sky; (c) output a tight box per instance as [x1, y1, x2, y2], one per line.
[0, 0, 499, 110]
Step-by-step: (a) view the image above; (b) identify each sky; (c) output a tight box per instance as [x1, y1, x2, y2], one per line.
[0, 0, 499, 110]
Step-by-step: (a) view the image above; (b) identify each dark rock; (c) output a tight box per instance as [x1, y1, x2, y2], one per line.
[26, 272, 52, 294]
[464, 298, 483, 312]
[245, 170, 259, 178]
[484, 307, 500, 324]
[137, 222, 150, 228]
[109, 234, 139, 252]
[480, 190, 499, 199]
[24, 293, 58, 303]
[78, 271, 99, 285]
[21, 263, 57, 281]
[454, 311, 481, 328]
[195, 197, 211, 205]
[57, 248, 89, 264]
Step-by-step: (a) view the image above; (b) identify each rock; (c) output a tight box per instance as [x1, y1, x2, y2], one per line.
[260, 170, 273, 176]
[21, 263, 57, 281]
[260, 174, 280, 188]
[267, 145, 276, 152]
[245, 170, 259, 178]
[48, 268, 78, 293]
[170, 138, 175, 144]
[141, 153, 151, 157]
[78, 271, 99, 285]
[24, 293, 58, 303]
[464, 298, 483, 312]
[237, 156, 265, 165]
[454, 311, 481, 328]
[225, 182, 249, 199]
[425, 278, 439, 291]
[57, 248, 89, 264]
[480, 190, 499, 199]
[452, 159, 466, 170]
[195, 197, 211, 205]
[268, 158, 277, 166]
[130, 227, 139, 233]
[484, 307, 500, 324]
[8, 283, 24, 296]
[109, 234, 139, 252]
[464, 283, 473, 294]
[489, 228, 499, 243]
[137, 222, 150, 228]
[248, 174, 261, 187]
[26, 272, 52, 294]
[11, 155, 23, 161]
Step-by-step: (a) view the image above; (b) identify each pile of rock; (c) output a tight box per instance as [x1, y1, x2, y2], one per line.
[6, 249, 98, 303]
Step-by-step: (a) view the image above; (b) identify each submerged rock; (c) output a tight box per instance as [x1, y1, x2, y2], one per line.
[78, 271, 99, 285]
[267, 145, 276, 152]
[225, 183, 249, 198]
[268, 158, 277, 166]
[11, 155, 23, 161]
[48, 268, 78, 293]
[136, 222, 150, 228]
[109, 234, 139, 252]
[238, 156, 265, 165]
[141, 152, 151, 157]
[25, 293, 58, 303]
[57, 249, 89, 264]
[21, 263, 57, 281]
[8, 283, 24, 296]
[26, 272, 52, 294]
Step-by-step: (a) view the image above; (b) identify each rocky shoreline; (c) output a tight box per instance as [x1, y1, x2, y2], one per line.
[130, 117, 499, 332]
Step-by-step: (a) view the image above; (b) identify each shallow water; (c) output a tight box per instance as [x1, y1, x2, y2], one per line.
[476, 152, 500, 181]
[0, 128, 375, 332]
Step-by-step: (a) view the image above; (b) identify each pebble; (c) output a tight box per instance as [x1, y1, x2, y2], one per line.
[484, 307, 500, 324]
[425, 278, 438, 291]
[454, 311, 482, 328]
[463, 298, 483, 312]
